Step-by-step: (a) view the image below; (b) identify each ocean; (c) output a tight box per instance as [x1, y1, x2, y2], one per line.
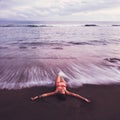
[0, 21, 120, 89]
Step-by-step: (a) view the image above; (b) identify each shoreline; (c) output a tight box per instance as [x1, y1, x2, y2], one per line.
[0, 84, 120, 120]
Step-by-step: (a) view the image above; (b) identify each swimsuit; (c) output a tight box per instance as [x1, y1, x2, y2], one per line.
[56, 81, 67, 93]
[56, 81, 66, 87]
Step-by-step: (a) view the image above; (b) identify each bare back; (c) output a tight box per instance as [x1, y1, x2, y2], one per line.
[55, 75, 67, 94]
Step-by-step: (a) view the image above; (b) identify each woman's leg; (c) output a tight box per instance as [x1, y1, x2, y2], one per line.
[55, 74, 61, 85]
[61, 77, 66, 83]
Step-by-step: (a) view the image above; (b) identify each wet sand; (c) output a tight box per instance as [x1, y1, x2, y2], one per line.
[0, 84, 120, 120]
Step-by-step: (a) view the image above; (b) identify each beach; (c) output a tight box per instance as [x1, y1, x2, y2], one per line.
[0, 84, 120, 120]
[0, 21, 120, 120]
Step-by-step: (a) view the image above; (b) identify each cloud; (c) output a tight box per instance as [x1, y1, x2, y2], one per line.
[0, 0, 120, 21]
[57, 0, 120, 15]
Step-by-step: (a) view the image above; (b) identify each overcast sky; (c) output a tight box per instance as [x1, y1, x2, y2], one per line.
[0, 0, 120, 21]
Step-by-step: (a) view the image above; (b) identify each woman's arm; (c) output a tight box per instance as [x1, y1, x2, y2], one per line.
[31, 91, 57, 101]
[66, 90, 91, 103]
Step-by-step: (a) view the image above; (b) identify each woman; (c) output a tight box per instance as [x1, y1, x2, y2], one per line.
[31, 74, 91, 103]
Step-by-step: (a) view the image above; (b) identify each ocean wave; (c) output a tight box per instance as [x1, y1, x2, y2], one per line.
[19, 42, 61, 46]
[1, 23, 120, 28]
[0, 58, 120, 89]
[68, 40, 108, 46]
[16, 41, 100, 47]
[68, 39, 120, 46]
[0, 46, 8, 49]
[68, 41, 91, 45]
[12, 39, 120, 48]
[0, 24, 52, 27]
[52, 47, 63, 50]
[104, 58, 120, 64]
[19, 46, 27, 49]
[13, 41, 69, 47]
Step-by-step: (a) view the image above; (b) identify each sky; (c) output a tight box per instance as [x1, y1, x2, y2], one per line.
[0, 0, 120, 21]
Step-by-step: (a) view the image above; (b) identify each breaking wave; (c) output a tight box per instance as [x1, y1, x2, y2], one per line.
[0, 24, 52, 27]
[1, 24, 120, 28]
[12, 39, 120, 48]
[68, 39, 120, 46]
[0, 58, 120, 89]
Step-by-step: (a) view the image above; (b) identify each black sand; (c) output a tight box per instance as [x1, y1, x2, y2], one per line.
[0, 84, 120, 120]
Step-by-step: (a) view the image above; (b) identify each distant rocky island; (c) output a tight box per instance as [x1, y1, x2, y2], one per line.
[112, 25, 120, 26]
[84, 24, 97, 27]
